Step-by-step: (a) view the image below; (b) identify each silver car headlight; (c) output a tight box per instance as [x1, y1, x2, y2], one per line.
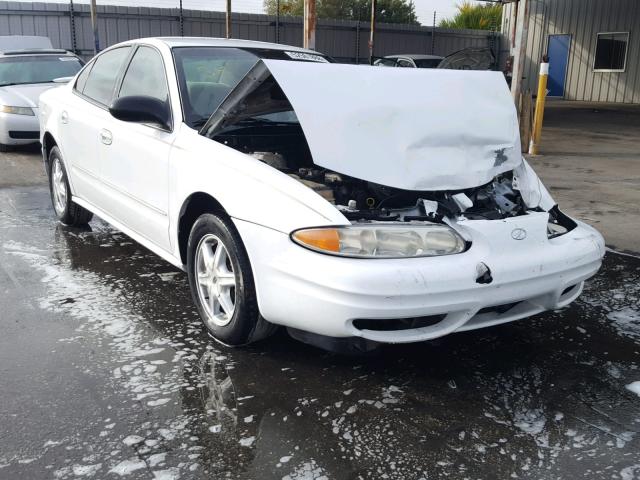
[0, 105, 34, 116]
[291, 224, 467, 258]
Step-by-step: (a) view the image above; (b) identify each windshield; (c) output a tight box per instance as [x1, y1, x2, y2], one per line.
[173, 47, 327, 128]
[0, 55, 83, 87]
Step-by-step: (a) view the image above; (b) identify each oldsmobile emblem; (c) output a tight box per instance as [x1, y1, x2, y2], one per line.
[511, 228, 527, 240]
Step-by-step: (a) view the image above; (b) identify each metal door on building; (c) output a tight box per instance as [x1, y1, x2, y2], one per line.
[547, 34, 571, 97]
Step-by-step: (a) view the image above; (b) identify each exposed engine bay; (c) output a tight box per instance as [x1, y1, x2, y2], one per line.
[213, 118, 575, 237]
[284, 165, 529, 222]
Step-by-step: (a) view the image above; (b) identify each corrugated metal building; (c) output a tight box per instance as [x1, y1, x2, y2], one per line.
[503, 0, 640, 103]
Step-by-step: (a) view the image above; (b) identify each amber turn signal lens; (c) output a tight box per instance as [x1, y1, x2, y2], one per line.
[292, 228, 340, 252]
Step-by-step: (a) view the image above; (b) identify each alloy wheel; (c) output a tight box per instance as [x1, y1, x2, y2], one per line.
[51, 158, 67, 216]
[195, 234, 237, 328]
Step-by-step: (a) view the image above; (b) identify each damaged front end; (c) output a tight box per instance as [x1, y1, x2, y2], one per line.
[199, 59, 574, 255]
[194, 57, 605, 349]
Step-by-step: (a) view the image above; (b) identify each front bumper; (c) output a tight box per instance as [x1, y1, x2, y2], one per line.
[234, 211, 605, 343]
[0, 110, 40, 145]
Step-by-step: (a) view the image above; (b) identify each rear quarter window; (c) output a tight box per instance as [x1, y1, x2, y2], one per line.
[74, 61, 93, 93]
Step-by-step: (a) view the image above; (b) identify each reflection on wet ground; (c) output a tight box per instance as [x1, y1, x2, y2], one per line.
[1, 186, 639, 479]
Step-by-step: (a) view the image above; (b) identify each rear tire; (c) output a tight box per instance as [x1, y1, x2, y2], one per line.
[186, 213, 276, 346]
[48, 146, 93, 227]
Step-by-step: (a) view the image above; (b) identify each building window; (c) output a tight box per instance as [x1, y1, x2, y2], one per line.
[594, 32, 629, 72]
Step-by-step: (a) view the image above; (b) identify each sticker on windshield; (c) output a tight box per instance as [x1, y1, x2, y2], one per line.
[284, 51, 329, 63]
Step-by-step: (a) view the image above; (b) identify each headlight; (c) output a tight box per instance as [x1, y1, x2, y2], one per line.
[291, 224, 467, 258]
[0, 105, 34, 116]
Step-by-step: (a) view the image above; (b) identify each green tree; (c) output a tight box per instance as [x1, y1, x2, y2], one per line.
[263, 0, 419, 25]
[439, 2, 502, 30]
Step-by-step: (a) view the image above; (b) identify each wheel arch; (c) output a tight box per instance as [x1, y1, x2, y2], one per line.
[177, 192, 230, 266]
[41, 131, 57, 171]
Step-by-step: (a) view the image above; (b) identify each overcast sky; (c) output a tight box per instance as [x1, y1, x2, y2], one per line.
[35, 0, 481, 24]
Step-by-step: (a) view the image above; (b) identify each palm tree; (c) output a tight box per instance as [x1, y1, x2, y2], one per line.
[439, 2, 502, 30]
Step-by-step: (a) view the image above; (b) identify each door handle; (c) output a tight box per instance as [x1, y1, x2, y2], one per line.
[99, 129, 112, 145]
[61, 111, 68, 124]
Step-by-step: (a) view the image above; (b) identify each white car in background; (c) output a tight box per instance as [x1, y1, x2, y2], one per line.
[0, 36, 83, 151]
[374, 54, 444, 68]
[39, 37, 604, 352]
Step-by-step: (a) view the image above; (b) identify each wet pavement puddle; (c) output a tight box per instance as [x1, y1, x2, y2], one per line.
[0, 187, 639, 479]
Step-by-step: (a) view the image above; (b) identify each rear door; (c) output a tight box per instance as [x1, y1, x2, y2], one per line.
[60, 46, 132, 203]
[97, 44, 175, 251]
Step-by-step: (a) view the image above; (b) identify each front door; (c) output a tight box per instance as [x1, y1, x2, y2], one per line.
[547, 34, 571, 97]
[98, 45, 174, 252]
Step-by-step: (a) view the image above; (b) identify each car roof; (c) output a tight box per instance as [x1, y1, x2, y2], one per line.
[128, 36, 320, 55]
[385, 54, 444, 60]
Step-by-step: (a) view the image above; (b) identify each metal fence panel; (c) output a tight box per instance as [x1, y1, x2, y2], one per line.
[0, 1, 503, 65]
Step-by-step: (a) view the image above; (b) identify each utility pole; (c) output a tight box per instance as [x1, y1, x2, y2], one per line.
[303, 0, 316, 50]
[89, 0, 99, 55]
[355, 18, 361, 64]
[431, 11, 436, 54]
[275, 0, 280, 43]
[368, 0, 376, 64]
[510, 0, 529, 102]
[226, 0, 232, 39]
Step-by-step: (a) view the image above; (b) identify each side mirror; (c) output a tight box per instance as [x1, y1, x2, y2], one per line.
[109, 95, 171, 131]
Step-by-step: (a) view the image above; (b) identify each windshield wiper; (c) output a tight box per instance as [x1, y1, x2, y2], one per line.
[213, 118, 297, 135]
[250, 117, 296, 124]
[234, 118, 296, 127]
[193, 116, 297, 135]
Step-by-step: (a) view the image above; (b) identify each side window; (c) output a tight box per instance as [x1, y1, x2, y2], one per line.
[119, 46, 169, 103]
[594, 32, 629, 72]
[82, 47, 131, 106]
[74, 61, 93, 93]
[397, 59, 414, 68]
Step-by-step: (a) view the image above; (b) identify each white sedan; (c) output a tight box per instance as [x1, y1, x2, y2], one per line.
[0, 44, 83, 151]
[39, 37, 604, 351]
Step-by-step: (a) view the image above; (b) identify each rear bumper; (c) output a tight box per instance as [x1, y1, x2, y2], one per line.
[234, 212, 605, 343]
[0, 111, 40, 145]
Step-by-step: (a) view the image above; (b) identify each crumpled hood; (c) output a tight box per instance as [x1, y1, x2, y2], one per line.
[0, 83, 57, 109]
[205, 59, 522, 191]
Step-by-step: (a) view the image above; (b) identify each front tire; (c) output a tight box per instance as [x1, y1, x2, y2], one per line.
[48, 146, 93, 226]
[187, 213, 276, 346]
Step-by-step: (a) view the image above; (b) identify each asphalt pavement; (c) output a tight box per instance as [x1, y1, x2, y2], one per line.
[528, 102, 640, 254]
[0, 149, 639, 480]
